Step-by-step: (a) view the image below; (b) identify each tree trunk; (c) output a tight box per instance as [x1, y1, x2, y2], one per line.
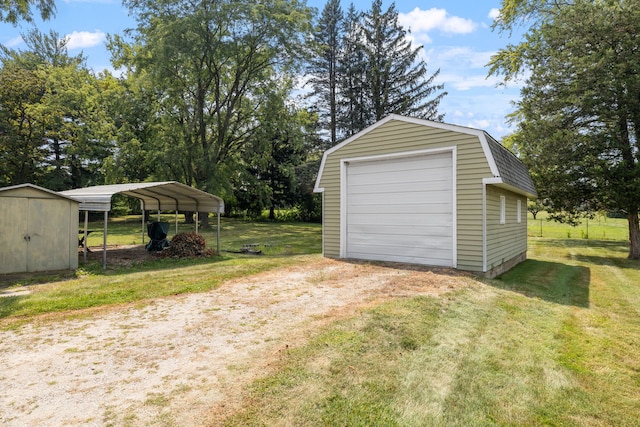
[628, 211, 640, 259]
[199, 212, 210, 228]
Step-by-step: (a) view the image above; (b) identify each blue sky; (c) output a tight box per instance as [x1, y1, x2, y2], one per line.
[0, 0, 524, 139]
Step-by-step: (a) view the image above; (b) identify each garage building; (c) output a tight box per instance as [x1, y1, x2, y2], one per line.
[314, 114, 537, 278]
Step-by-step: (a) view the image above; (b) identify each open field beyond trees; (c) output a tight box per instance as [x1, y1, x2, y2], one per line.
[1, 215, 639, 426]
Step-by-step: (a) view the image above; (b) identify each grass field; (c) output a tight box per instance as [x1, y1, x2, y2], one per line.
[528, 211, 629, 241]
[80, 215, 321, 256]
[2, 215, 640, 425]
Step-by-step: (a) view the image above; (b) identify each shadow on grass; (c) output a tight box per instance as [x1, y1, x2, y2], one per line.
[489, 259, 590, 308]
[0, 296, 22, 320]
[533, 238, 640, 271]
[539, 238, 628, 250]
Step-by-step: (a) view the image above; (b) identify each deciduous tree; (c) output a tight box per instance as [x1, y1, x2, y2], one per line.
[110, 0, 313, 225]
[0, 0, 55, 24]
[1, 30, 113, 189]
[490, 0, 640, 258]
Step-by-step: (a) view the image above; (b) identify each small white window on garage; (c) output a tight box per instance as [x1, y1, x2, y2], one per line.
[517, 199, 522, 223]
[500, 195, 506, 224]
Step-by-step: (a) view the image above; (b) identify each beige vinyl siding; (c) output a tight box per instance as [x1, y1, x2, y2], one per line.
[0, 185, 79, 274]
[456, 152, 490, 272]
[318, 119, 493, 271]
[485, 186, 528, 270]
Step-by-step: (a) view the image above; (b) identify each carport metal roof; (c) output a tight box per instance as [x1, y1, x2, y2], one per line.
[59, 182, 224, 269]
[59, 181, 224, 213]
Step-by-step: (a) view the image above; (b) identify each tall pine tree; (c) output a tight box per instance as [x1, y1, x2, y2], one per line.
[307, 0, 343, 147]
[359, 0, 446, 126]
[336, 3, 368, 139]
[324, 0, 447, 139]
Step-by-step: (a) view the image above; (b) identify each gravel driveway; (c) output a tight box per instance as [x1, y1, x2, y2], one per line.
[0, 257, 465, 426]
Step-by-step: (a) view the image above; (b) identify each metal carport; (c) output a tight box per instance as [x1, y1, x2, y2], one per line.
[59, 182, 225, 268]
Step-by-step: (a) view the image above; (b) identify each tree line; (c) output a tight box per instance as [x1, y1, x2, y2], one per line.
[0, 0, 445, 222]
[5, 0, 640, 259]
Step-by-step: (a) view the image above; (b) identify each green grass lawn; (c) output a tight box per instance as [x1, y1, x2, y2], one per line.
[222, 237, 640, 426]
[80, 215, 321, 256]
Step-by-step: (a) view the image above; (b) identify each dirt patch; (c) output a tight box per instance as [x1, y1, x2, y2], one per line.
[0, 257, 470, 426]
[81, 244, 163, 267]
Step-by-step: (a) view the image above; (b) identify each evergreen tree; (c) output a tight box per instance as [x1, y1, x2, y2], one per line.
[333, 0, 446, 138]
[336, 3, 368, 139]
[307, 0, 343, 147]
[360, 0, 446, 124]
[234, 86, 306, 219]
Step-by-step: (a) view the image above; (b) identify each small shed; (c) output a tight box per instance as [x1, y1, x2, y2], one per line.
[0, 184, 79, 275]
[314, 114, 537, 278]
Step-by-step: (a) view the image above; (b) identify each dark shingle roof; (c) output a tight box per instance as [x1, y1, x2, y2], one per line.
[485, 133, 537, 197]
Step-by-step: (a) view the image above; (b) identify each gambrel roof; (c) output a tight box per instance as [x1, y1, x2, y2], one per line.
[315, 114, 537, 199]
[485, 134, 538, 198]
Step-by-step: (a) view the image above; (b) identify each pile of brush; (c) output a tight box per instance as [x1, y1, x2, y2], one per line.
[161, 232, 217, 258]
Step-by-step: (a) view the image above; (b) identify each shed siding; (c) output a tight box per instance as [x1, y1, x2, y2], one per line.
[0, 185, 79, 274]
[485, 186, 528, 271]
[0, 197, 29, 273]
[318, 119, 492, 271]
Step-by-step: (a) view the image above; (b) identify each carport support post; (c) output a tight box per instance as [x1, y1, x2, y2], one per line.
[141, 201, 145, 244]
[102, 211, 108, 269]
[83, 210, 89, 263]
[217, 212, 220, 253]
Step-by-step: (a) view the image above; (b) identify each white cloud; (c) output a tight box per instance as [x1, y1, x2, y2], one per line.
[488, 8, 501, 20]
[64, 30, 106, 50]
[435, 47, 494, 69]
[399, 8, 477, 41]
[455, 75, 502, 91]
[439, 90, 520, 137]
[438, 72, 502, 91]
[4, 36, 24, 48]
[470, 119, 491, 129]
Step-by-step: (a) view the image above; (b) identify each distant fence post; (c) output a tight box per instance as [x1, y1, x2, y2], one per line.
[540, 218, 543, 237]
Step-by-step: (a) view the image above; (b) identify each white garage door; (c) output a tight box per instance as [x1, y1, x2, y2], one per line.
[345, 151, 454, 266]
